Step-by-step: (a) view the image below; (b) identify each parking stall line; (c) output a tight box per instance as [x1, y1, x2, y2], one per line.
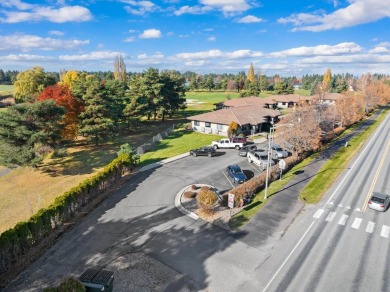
[366, 221, 376, 233]
[351, 217, 362, 229]
[325, 212, 336, 222]
[338, 214, 349, 226]
[380, 225, 390, 238]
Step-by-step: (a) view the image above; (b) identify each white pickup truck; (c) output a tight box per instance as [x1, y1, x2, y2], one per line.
[211, 138, 244, 150]
[247, 150, 276, 170]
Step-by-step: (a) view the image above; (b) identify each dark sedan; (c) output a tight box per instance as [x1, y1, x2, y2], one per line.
[238, 144, 257, 157]
[226, 164, 247, 184]
[190, 146, 216, 157]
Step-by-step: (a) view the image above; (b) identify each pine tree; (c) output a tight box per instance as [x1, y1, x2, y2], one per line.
[79, 80, 115, 146]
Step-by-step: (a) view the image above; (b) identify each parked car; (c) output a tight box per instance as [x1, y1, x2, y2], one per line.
[211, 138, 244, 150]
[231, 136, 248, 144]
[238, 144, 257, 157]
[247, 151, 276, 170]
[271, 144, 289, 159]
[226, 165, 247, 184]
[190, 146, 216, 157]
[368, 192, 390, 212]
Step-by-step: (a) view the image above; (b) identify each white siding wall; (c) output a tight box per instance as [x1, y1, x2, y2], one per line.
[191, 121, 228, 135]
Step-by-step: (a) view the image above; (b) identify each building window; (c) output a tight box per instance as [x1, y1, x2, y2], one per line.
[205, 122, 211, 127]
[194, 121, 200, 126]
[217, 124, 223, 130]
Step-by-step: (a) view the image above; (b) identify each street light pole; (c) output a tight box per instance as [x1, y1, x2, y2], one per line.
[264, 122, 274, 200]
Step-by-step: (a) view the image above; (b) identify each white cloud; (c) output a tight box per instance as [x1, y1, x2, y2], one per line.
[137, 52, 164, 59]
[175, 0, 253, 16]
[200, 0, 252, 16]
[0, 34, 89, 52]
[2, 53, 54, 61]
[299, 54, 390, 64]
[368, 46, 390, 54]
[237, 15, 263, 23]
[175, 49, 263, 60]
[139, 29, 162, 39]
[1, 0, 34, 10]
[278, 0, 390, 32]
[123, 37, 136, 42]
[268, 42, 362, 57]
[0, 2, 93, 23]
[174, 5, 212, 16]
[207, 36, 216, 42]
[48, 30, 64, 36]
[124, 0, 158, 15]
[59, 51, 125, 61]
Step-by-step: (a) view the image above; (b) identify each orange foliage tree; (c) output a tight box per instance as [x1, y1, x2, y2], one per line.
[38, 84, 84, 140]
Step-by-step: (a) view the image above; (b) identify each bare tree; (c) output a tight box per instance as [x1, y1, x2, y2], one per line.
[281, 104, 322, 156]
[114, 54, 127, 82]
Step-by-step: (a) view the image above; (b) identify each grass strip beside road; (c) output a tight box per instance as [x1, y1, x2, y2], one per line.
[300, 109, 388, 204]
[229, 156, 315, 230]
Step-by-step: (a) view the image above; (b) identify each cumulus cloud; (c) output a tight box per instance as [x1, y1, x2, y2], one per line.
[139, 29, 162, 38]
[278, 0, 390, 32]
[0, 34, 89, 52]
[175, 0, 253, 16]
[237, 15, 263, 23]
[0, 1, 93, 23]
[123, 0, 158, 15]
[2, 53, 54, 61]
[175, 49, 263, 60]
[299, 54, 390, 64]
[368, 46, 390, 54]
[174, 5, 212, 16]
[59, 51, 125, 61]
[48, 30, 64, 36]
[268, 42, 362, 57]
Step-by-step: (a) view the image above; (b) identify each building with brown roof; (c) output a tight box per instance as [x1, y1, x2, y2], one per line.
[187, 105, 280, 136]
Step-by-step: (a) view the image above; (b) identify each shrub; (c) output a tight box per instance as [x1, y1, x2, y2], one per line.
[44, 277, 86, 292]
[196, 189, 218, 211]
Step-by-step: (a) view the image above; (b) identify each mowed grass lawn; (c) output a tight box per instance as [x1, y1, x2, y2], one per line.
[0, 90, 232, 233]
[0, 85, 14, 95]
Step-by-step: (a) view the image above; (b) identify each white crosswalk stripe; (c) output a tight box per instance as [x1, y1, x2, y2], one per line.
[366, 221, 376, 233]
[381, 225, 390, 238]
[351, 218, 362, 229]
[313, 208, 390, 240]
[325, 212, 336, 222]
[313, 209, 324, 219]
[338, 214, 349, 226]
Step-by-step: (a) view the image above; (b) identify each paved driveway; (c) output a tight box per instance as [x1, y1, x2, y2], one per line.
[6, 149, 271, 291]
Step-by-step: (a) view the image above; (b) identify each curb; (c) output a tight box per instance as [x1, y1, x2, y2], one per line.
[139, 152, 190, 172]
[174, 186, 199, 220]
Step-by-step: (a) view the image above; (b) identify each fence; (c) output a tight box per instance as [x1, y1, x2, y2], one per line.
[136, 124, 175, 155]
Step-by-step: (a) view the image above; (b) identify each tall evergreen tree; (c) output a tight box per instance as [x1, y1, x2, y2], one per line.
[0, 100, 65, 166]
[79, 80, 115, 146]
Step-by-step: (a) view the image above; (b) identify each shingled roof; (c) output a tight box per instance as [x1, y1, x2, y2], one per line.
[187, 105, 280, 126]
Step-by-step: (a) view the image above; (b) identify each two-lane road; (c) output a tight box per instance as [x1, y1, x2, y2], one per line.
[260, 113, 390, 292]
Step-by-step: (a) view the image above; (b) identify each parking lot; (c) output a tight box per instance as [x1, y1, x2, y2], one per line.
[187, 141, 269, 191]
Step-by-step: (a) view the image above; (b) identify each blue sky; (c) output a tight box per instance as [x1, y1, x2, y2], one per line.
[0, 0, 389, 76]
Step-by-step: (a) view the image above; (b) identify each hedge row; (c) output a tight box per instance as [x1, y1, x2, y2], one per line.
[0, 153, 135, 276]
[226, 155, 303, 205]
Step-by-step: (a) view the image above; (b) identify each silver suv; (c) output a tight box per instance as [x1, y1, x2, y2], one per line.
[271, 144, 288, 159]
